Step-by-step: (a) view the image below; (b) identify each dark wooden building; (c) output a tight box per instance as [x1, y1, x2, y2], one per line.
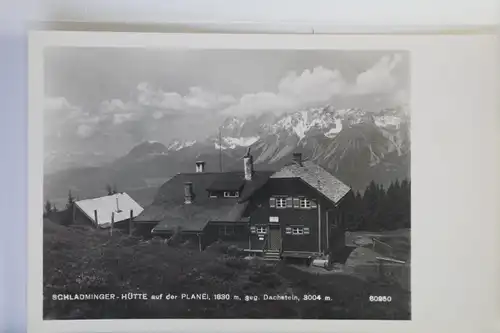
[135, 151, 351, 262]
[134, 159, 272, 250]
[241, 153, 351, 261]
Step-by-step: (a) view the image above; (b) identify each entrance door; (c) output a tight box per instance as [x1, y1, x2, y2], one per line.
[268, 226, 281, 251]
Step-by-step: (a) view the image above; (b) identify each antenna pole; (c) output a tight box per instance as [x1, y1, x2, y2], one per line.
[219, 127, 223, 172]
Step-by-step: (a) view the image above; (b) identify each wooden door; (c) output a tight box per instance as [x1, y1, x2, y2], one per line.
[268, 227, 281, 251]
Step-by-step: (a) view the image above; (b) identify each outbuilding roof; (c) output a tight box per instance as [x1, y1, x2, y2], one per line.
[74, 192, 144, 227]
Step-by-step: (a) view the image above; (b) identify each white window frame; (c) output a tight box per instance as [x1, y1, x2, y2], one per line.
[223, 191, 239, 198]
[299, 198, 311, 209]
[275, 197, 287, 208]
[209, 192, 218, 198]
[256, 226, 267, 234]
[292, 227, 304, 235]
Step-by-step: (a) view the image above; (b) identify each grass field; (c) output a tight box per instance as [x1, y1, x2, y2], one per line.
[43, 221, 411, 320]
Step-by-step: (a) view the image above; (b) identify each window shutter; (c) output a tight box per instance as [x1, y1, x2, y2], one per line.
[304, 227, 310, 235]
[293, 197, 300, 208]
[286, 197, 293, 208]
[269, 197, 276, 208]
[250, 226, 256, 234]
[311, 200, 317, 209]
[285, 227, 292, 234]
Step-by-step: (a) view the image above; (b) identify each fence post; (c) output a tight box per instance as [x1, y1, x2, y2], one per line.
[378, 260, 385, 280]
[110, 212, 114, 236]
[129, 209, 133, 236]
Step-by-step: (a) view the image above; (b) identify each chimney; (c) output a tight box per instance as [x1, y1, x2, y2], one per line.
[243, 147, 254, 181]
[293, 152, 303, 166]
[184, 182, 194, 204]
[115, 196, 122, 213]
[195, 161, 205, 173]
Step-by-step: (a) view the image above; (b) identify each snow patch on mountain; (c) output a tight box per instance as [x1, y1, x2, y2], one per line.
[224, 136, 260, 148]
[324, 119, 343, 138]
[223, 117, 245, 131]
[214, 136, 260, 150]
[168, 140, 197, 151]
[374, 115, 402, 129]
[269, 107, 345, 141]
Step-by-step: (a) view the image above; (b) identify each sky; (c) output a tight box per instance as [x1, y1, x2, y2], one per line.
[44, 48, 409, 157]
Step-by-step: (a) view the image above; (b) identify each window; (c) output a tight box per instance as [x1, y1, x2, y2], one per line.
[219, 226, 235, 236]
[300, 198, 311, 209]
[209, 192, 218, 198]
[272, 196, 293, 208]
[287, 226, 310, 235]
[224, 191, 239, 198]
[276, 197, 287, 208]
[256, 226, 267, 234]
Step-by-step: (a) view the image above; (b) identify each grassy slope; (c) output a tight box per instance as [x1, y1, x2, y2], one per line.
[346, 229, 411, 261]
[43, 220, 410, 320]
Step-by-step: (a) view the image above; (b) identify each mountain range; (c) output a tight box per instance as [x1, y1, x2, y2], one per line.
[44, 105, 410, 208]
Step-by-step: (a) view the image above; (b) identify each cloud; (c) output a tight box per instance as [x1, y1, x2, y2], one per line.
[44, 97, 81, 118]
[112, 113, 136, 125]
[278, 67, 348, 102]
[78, 115, 100, 124]
[392, 89, 409, 106]
[73, 114, 103, 138]
[99, 99, 140, 124]
[354, 54, 403, 94]
[221, 67, 348, 117]
[152, 111, 164, 120]
[222, 92, 293, 116]
[76, 124, 94, 138]
[48, 53, 407, 144]
[137, 82, 236, 115]
[109, 53, 405, 121]
[100, 99, 135, 114]
[221, 53, 405, 117]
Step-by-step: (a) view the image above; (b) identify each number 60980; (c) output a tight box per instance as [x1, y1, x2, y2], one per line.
[369, 295, 392, 302]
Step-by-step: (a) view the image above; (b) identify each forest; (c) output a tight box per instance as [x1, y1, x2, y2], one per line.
[341, 179, 411, 232]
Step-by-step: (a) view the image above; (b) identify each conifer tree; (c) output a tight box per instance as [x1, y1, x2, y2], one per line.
[106, 184, 113, 195]
[44, 200, 53, 216]
[66, 190, 75, 209]
[63, 190, 76, 225]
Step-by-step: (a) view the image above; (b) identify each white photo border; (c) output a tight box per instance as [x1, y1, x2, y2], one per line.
[28, 31, 500, 333]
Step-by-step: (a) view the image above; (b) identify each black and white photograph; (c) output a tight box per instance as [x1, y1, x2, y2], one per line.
[39, 36, 411, 321]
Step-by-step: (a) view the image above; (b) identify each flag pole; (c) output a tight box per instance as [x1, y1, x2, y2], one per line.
[219, 127, 223, 172]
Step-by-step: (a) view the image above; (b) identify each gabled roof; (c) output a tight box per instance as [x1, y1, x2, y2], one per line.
[237, 171, 274, 202]
[270, 160, 351, 205]
[206, 172, 247, 192]
[135, 171, 272, 231]
[151, 201, 249, 233]
[75, 193, 144, 227]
